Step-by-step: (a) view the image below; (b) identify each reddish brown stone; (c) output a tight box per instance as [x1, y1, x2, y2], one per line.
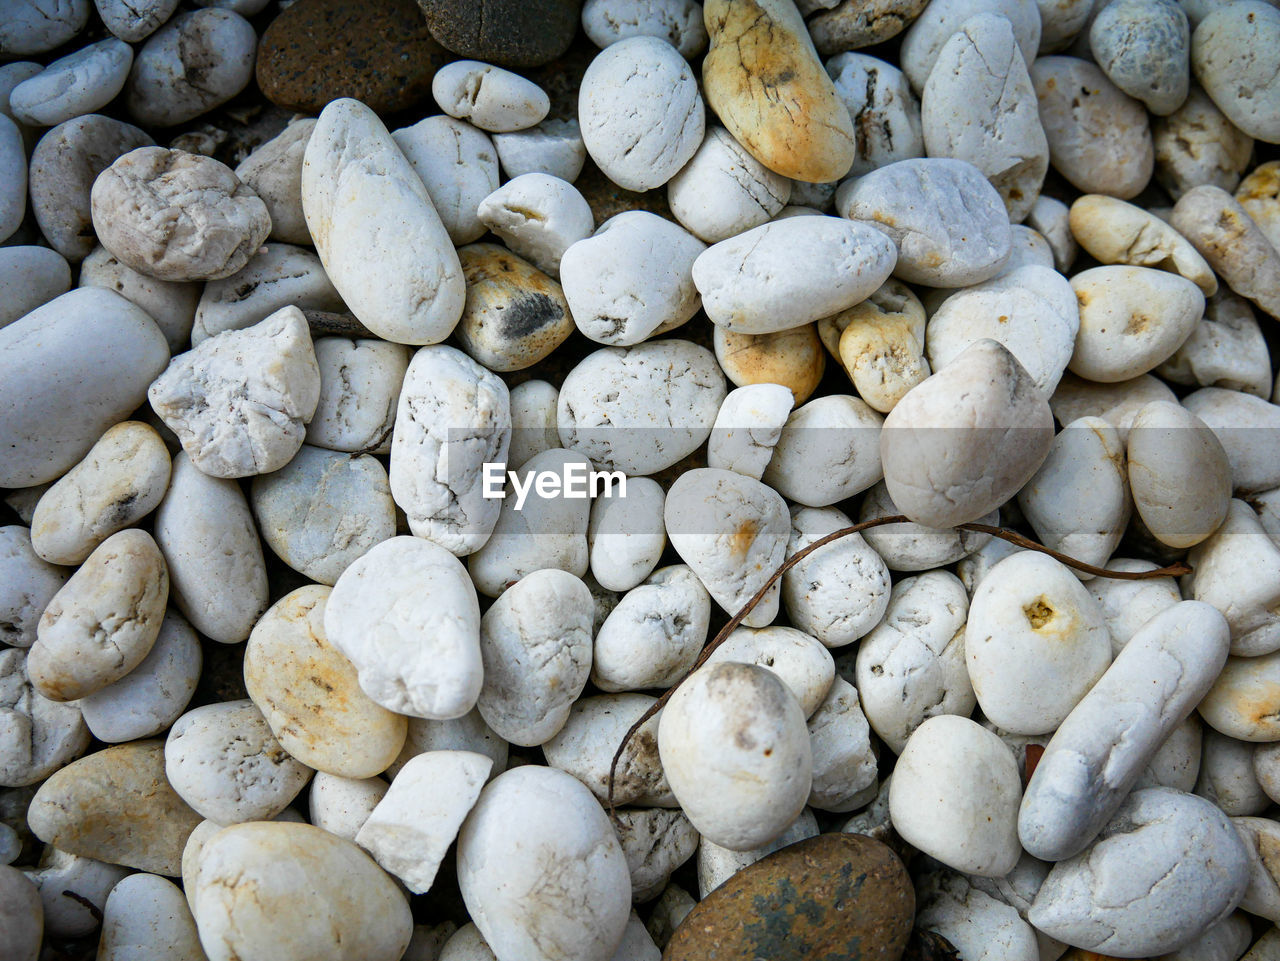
[664, 833, 915, 961]
[256, 0, 451, 115]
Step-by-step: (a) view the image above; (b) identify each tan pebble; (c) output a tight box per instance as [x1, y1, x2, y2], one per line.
[1236, 160, 1280, 253]
[713, 323, 825, 405]
[1200, 649, 1280, 743]
[453, 242, 574, 372]
[1173, 184, 1280, 319]
[1153, 87, 1254, 200]
[245, 586, 407, 779]
[1069, 194, 1217, 295]
[807, 0, 930, 55]
[702, 0, 855, 182]
[27, 740, 203, 875]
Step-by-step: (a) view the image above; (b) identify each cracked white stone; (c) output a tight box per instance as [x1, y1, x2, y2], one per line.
[898, 0, 1040, 93]
[827, 53, 923, 179]
[543, 693, 675, 807]
[432, 61, 550, 133]
[476, 173, 593, 276]
[706, 384, 792, 480]
[389, 344, 510, 556]
[1154, 87, 1254, 201]
[306, 337, 409, 455]
[1019, 601, 1230, 861]
[916, 868, 1040, 961]
[579, 35, 704, 191]
[612, 806, 699, 904]
[393, 116, 500, 246]
[149, 306, 321, 479]
[457, 766, 632, 961]
[1091, 0, 1190, 116]
[582, 0, 708, 58]
[1158, 290, 1273, 398]
[325, 536, 483, 720]
[0, 647, 89, 788]
[667, 126, 791, 243]
[761, 394, 884, 507]
[0, 526, 69, 650]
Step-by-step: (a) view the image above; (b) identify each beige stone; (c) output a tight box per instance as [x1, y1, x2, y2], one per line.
[1069, 194, 1216, 295]
[1200, 650, 1280, 743]
[27, 740, 202, 875]
[807, 0, 929, 55]
[245, 586, 406, 779]
[702, 0, 855, 182]
[713, 323, 826, 405]
[1154, 87, 1254, 199]
[1173, 184, 1280, 319]
[1236, 161, 1280, 253]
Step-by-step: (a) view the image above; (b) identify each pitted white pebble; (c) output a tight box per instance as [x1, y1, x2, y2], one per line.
[827, 53, 923, 179]
[612, 806, 700, 903]
[543, 693, 675, 807]
[477, 173, 594, 276]
[431, 61, 550, 133]
[702, 626, 835, 719]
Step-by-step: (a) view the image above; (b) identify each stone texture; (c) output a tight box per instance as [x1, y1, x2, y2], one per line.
[417, 0, 581, 67]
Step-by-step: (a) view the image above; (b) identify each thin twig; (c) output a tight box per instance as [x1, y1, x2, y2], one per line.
[605, 514, 1193, 814]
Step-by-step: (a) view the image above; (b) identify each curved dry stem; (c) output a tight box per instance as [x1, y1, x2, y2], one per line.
[605, 513, 1193, 814]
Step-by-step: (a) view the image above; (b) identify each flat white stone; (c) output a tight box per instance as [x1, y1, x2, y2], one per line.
[326, 536, 482, 720]
[805, 676, 877, 811]
[1198, 729, 1270, 816]
[857, 480, 995, 571]
[1084, 558, 1183, 654]
[508, 379, 560, 469]
[302, 98, 465, 345]
[579, 35, 704, 191]
[697, 809, 819, 897]
[1184, 386, 1280, 494]
[306, 337, 409, 455]
[10, 38, 133, 127]
[491, 118, 586, 183]
[1069, 193, 1217, 295]
[0, 246, 70, 331]
[308, 773, 387, 843]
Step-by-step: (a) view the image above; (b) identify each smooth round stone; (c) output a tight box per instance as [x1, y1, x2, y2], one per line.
[0, 62, 42, 120]
[126, 9, 256, 126]
[193, 821, 413, 961]
[356, 750, 490, 894]
[458, 766, 631, 961]
[1237, 160, 1280, 252]
[782, 506, 890, 649]
[29, 529, 168, 703]
[1193, 2, 1280, 143]
[714, 324, 826, 406]
[665, 467, 789, 626]
[890, 715, 1022, 876]
[1197, 729, 1269, 816]
[1184, 387, 1280, 493]
[257, 0, 449, 115]
[541, 693, 673, 807]
[476, 172, 594, 276]
[25, 849, 129, 940]
[1127, 400, 1231, 549]
[881, 339, 1054, 528]
[1186, 499, 1280, 657]
[307, 772, 386, 841]
[703, 626, 835, 719]
[28, 740, 202, 875]
[925, 265, 1079, 397]
[250, 446, 394, 586]
[98, 873, 203, 961]
[828, 53, 924, 179]
[966, 552, 1112, 735]
[1200, 649, 1280, 742]
[0, 0, 90, 55]
[326, 536, 483, 720]
[702, 0, 855, 182]
[193, 244, 344, 345]
[668, 834, 912, 961]
[761, 394, 883, 506]
[0, 246, 70, 330]
[303, 98, 465, 345]
[439, 923, 498, 961]
[166, 700, 312, 825]
[0, 526, 69, 649]
[0, 647, 89, 787]
[591, 565, 708, 692]
[392, 117, 498, 247]
[432, 61, 549, 133]
[0, 287, 168, 488]
[246, 586, 406, 779]
[562, 211, 705, 346]
[808, 0, 929, 54]
[97, 0, 180, 41]
[92, 147, 270, 283]
[1090, 0, 1190, 116]
[582, 0, 707, 57]
[579, 36, 703, 191]
[899, 0, 1040, 93]
[79, 246, 199, 351]
[660, 661, 812, 850]
[1173, 184, 1280, 320]
[306, 337, 409, 454]
[1031, 56, 1154, 199]
[79, 611, 201, 743]
[454, 243, 574, 369]
[154, 452, 268, 645]
[1017, 416, 1129, 569]
[475, 569, 593, 747]
[1068, 266, 1204, 382]
[1030, 788, 1249, 957]
[234, 118, 314, 246]
[667, 126, 791, 244]
[467, 448, 593, 598]
[694, 216, 896, 333]
[10, 38, 133, 127]
[1069, 194, 1217, 294]
[28, 114, 153, 262]
[0, 864, 41, 961]
[558, 340, 725, 475]
[1155, 87, 1255, 200]
[491, 118, 587, 183]
[31, 421, 170, 566]
[836, 157, 1012, 287]
[588, 477, 667, 592]
[851, 570, 974, 754]
[921, 13, 1048, 222]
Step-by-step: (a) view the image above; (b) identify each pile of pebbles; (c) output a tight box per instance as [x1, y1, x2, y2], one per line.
[3, 0, 1280, 958]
